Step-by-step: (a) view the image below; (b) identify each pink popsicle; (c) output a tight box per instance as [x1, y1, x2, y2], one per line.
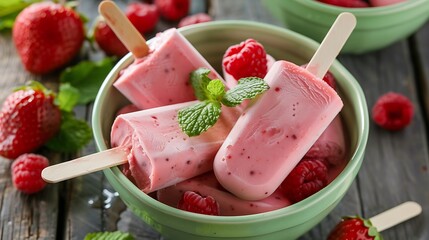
[157, 172, 291, 216]
[369, 0, 406, 6]
[111, 102, 241, 193]
[213, 60, 344, 200]
[114, 28, 222, 109]
[304, 116, 346, 166]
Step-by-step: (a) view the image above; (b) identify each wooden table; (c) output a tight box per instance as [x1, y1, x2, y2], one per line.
[1, 0, 428, 239]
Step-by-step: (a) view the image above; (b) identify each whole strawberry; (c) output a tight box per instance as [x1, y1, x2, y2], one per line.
[328, 216, 382, 240]
[0, 81, 61, 159]
[155, 0, 190, 21]
[12, 153, 49, 194]
[94, 18, 129, 57]
[13, 2, 85, 74]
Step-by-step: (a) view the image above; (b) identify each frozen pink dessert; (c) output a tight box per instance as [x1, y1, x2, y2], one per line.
[305, 116, 346, 166]
[213, 60, 343, 200]
[114, 28, 222, 109]
[157, 172, 291, 216]
[369, 0, 406, 6]
[111, 101, 241, 193]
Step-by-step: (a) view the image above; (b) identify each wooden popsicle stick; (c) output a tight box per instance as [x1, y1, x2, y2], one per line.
[369, 201, 422, 232]
[41, 146, 129, 183]
[98, 1, 149, 58]
[306, 12, 356, 79]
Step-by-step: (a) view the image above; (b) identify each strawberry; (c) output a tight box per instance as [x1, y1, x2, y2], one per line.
[94, 18, 129, 57]
[0, 81, 61, 159]
[328, 216, 382, 240]
[178, 191, 220, 215]
[155, 0, 190, 21]
[126, 3, 159, 34]
[12, 2, 85, 74]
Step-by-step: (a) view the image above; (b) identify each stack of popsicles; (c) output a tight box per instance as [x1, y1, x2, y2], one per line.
[42, 1, 354, 216]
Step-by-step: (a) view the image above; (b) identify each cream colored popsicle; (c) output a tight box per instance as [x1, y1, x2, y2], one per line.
[111, 102, 241, 193]
[157, 172, 291, 216]
[213, 13, 355, 200]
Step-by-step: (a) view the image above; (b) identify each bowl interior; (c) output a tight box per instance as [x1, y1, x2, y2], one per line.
[92, 20, 369, 236]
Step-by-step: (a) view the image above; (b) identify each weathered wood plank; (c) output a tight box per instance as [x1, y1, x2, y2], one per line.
[338, 37, 429, 239]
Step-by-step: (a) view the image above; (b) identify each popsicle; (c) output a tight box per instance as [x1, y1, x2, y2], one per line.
[110, 102, 241, 193]
[369, 0, 406, 7]
[157, 172, 291, 216]
[305, 115, 346, 166]
[213, 13, 355, 200]
[99, 1, 222, 110]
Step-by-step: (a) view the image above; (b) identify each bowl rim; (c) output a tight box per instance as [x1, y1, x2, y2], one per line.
[92, 20, 369, 226]
[295, 0, 429, 15]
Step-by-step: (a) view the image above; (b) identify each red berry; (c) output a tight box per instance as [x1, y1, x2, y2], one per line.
[12, 2, 85, 74]
[317, 0, 370, 7]
[126, 3, 159, 34]
[223, 39, 268, 80]
[178, 191, 220, 215]
[280, 159, 328, 203]
[0, 82, 61, 159]
[301, 64, 337, 90]
[178, 13, 212, 28]
[155, 0, 190, 21]
[94, 19, 129, 57]
[372, 92, 414, 131]
[328, 216, 381, 240]
[12, 153, 49, 194]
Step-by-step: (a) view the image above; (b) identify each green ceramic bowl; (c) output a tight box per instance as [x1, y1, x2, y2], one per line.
[92, 21, 369, 239]
[263, 0, 429, 53]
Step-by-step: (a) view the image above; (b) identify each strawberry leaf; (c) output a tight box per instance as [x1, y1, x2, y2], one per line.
[60, 57, 115, 105]
[45, 111, 92, 153]
[57, 83, 80, 112]
[0, 0, 41, 31]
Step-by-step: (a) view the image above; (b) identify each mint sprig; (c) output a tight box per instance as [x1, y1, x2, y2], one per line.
[84, 231, 134, 240]
[178, 68, 269, 136]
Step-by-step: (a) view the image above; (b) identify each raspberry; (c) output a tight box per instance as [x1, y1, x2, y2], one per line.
[178, 13, 212, 28]
[372, 92, 414, 131]
[11, 153, 49, 194]
[178, 191, 220, 215]
[301, 64, 337, 90]
[126, 3, 159, 34]
[223, 39, 268, 80]
[155, 0, 190, 21]
[317, 0, 370, 7]
[280, 159, 328, 203]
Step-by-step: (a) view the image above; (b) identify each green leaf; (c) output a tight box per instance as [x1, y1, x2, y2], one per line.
[222, 77, 269, 107]
[190, 68, 212, 101]
[57, 83, 80, 112]
[207, 79, 225, 101]
[45, 112, 92, 153]
[178, 101, 222, 137]
[0, 0, 41, 31]
[84, 231, 134, 240]
[60, 57, 115, 105]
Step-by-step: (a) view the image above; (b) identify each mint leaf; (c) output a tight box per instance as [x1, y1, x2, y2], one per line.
[222, 77, 269, 107]
[178, 101, 222, 136]
[45, 112, 92, 153]
[84, 231, 134, 240]
[57, 83, 80, 112]
[190, 68, 212, 101]
[207, 79, 225, 101]
[60, 57, 115, 105]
